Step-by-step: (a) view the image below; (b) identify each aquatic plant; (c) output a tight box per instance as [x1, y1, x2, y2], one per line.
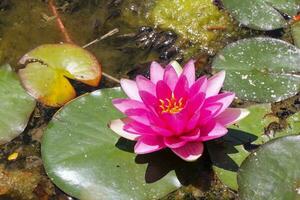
[109, 60, 249, 161]
[1, 0, 300, 199]
[18, 44, 101, 107]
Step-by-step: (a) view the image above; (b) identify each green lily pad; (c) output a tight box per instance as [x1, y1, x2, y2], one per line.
[208, 104, 300, 190]
[238, 135, 300, 200]
[41, 88, 180, 200]
[212, 37, 300, 103]
[292, 21, 300, 48]
[0, 64, 35, 144]
[222, 0, 299, 30]
[19, 44, 101, 107]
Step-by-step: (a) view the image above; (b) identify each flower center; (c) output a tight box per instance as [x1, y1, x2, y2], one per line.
[159, 93, 185, 114]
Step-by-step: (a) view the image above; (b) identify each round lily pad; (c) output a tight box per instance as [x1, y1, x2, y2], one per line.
[0, 64, 35, 144]
[238, 135, 300, 200]
[212, 37, 300, 103]
[41, 88, 180, 200]
[19, 44, 101, 107]
[222, 0, 299, 30]
[208, 104, 300, 190]
[207, 104, 273, 190]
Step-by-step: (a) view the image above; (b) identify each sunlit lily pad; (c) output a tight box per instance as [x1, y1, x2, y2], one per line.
[238, 135, 300, 200]
[0, 64, 35, 144]
[208, 104, 300, 190]
[292, 21, 300, 48]
[19, 44, 101, 107]
[212, 37, 300, 103]
[42, 88, 180, 200]
[222, 0, 299, 30]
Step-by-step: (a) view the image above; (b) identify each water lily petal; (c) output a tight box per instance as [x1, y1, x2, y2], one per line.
[163, 65, 178, 91]
[134, 136, 165, 154]
[204, 92, 235, 117]
[124, 120, 155, 134]
[198, 103, 223, 125]
[139, 91, 159, 114]
[171, 142, 204, 161]
[120, 79, 141, 101]
[112, 98, 147, 114]
[182, 59, 195, 86]
[156, 80, 172, 100]
[180, 129, 201, 142]
[185, 111, 201, 132]
[125, 109, 173, 137]
[215, 108, 250, 126]
[174, 75, 189, 99]
[125, 108, 150, 125]
[164, 136, 187, 148]
[109, 119, 140, 141]
[199, 121, 228, 141]
[161, 110, 189, 134]
[189, 76, 207, 98]
[150, 61, 164, 84]
[206, 71, 225, 97]
[136, 75, 156, 96]
[169, 60, 183, 75]
[150, 125, 174, 137]
[186, 92, 205, 115]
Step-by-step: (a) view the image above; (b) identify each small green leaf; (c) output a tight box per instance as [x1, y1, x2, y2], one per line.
[212, 37, 300, 103]
[222, 0, 299, 30]
[42, 88, 180, 200]
[238, 135, 300, 200]
[0, 64, 35, 144]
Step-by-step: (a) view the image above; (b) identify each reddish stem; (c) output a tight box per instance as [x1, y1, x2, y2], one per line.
[49, 0, 73, 43]
[293, 14, 300, 22]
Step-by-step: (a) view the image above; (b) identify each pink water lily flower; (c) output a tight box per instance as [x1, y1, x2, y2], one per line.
[109, 60, 249, 161]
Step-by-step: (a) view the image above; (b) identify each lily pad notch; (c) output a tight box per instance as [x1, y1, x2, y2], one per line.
[18, 44, 102, 107]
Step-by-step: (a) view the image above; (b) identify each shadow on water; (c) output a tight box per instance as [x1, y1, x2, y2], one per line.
[116, 137, 214, 190]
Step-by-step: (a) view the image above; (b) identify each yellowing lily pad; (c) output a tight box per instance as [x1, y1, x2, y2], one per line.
[0, 64, 36, 144]
[19, 44, 101, 107]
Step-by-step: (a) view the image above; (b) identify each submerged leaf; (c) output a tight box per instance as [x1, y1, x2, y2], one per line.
[222, 0, 299, 30]
[42, 88, 179, 200]
[0, 64, 35, 144]
[238, 135, 300, 200]
[212, 37, 300, 103]
[19, 44, 101, 107]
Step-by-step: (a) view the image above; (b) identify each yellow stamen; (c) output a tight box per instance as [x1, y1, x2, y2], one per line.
[159, 93, 185, 114]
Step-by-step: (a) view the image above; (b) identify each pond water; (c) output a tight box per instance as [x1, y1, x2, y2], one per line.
[0, 0, 156, 76]
[0, 0, 298, 200]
